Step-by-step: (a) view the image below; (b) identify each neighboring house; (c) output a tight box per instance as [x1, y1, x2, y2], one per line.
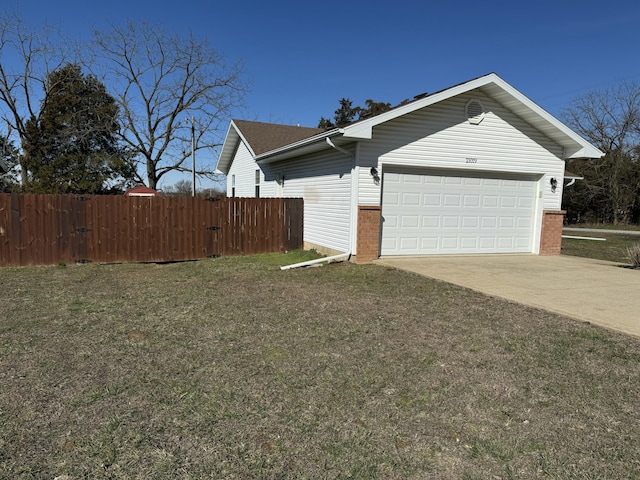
[218, 73, 603, 263]
[124, 185, 160, 197]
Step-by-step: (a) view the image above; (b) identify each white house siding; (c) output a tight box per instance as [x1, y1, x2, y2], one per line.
[226, 142, 278, 197]
[357, 91, 565, 211]
[263, 149, 353, 253]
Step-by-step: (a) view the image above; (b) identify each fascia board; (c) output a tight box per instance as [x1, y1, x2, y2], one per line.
[492, 77, 605, 159]
[565, 145, 605, 159]
[230, 121, 257, 158]
[217, 121, 256, 174]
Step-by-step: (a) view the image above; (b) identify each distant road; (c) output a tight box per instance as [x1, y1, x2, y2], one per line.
[563, 227, 640, 236]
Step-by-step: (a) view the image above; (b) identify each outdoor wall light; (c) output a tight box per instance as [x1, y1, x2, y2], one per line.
[550, 177, 558, 193]
[370, 167, 380, 185]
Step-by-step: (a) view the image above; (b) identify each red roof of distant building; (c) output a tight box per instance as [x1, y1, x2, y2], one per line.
[124, 185, 160, 197]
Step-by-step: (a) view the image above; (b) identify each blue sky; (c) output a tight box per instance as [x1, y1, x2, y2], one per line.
[6, 0, 640, 188]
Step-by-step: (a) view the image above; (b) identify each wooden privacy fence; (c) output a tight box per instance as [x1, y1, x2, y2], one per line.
[0, 194, 303, 267]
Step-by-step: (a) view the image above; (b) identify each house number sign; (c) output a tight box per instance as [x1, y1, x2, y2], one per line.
[465, 157, 478, 164]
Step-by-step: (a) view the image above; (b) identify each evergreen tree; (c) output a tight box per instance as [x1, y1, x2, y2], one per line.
[0, 134, 19, 192]
[318, 98, 392, 128]
[23, 64, 134, 194]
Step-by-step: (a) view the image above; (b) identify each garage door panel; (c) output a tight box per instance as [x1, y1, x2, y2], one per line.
[519, 197, 534, 208]
[497, 237, 514, 248]
[441, 237, 459, 249]
[445, 177, 463, 185]
[483, 196, 499, 208]
[421, 238, 438, 250]
[461, 237, 478, 249]
[422, 215, 439, 227]
[381, 237, 397, 251]
[465, 177, 482, 186]
[481, 217, 498, 228]
[403, 192, 420, 205]
[381, 169, 537, 255]
[501, 196, 517, 208]
[400, 237, 419, 250]
[385, 192, 400, 206]
[401, 215, 419, 227]
[462, 216, 479, 228]
[480, 237, 497, 249]
[442, 216, 459, 227]
[464, 195, 480, 207]
[424, 194, 441, 206]
[444, 194, 462, 206]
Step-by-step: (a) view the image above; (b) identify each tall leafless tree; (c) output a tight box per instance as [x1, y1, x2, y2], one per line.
[562, 82, 640, 224]
[90, 21, 247, 189]
[0, 11, 70, 187]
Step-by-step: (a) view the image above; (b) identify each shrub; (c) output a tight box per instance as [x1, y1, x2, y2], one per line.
[626, 242, 640, 268]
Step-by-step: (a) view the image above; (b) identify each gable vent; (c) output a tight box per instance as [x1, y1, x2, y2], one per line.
[465, 99, 485, 125]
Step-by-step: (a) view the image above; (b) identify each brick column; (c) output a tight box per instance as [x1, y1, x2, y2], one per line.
[356, 205, 382, 264]
[540, 210, 566, 255]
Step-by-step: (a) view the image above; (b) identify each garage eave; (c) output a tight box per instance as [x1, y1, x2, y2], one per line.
[341, 73, 604, 160]
[564, 144, 605, 160]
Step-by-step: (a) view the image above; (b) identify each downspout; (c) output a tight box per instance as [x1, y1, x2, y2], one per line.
[326, 137, 352, 157]
[324, 137, 357, 258]
[280, 252, 350, 270]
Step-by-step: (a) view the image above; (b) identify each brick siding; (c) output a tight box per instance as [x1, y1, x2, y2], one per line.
[356, 205, 382, 264]
[540, 210, 566, 255]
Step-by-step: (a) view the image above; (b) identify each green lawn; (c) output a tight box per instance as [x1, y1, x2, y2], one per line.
[562, 230, 640, 263]
[1, 253, 640, 478]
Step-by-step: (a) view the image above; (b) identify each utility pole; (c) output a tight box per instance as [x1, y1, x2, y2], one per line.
[190, 116, 196, 197]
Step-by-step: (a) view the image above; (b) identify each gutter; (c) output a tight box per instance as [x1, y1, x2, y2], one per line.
[280, 252, 351, 270]
[256, 128, 342, 163]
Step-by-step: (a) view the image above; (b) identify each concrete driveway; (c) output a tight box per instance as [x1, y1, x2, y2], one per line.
[376, 255, 640, 337]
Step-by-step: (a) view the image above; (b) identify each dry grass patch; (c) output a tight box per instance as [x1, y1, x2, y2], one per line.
[1, 253, 640, 478]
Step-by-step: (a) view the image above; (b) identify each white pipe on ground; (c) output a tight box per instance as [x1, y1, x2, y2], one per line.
[280, 252, 351, 270]
[562, 235, 606, 241]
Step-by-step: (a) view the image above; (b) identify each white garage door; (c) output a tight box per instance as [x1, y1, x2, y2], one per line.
[381, 169, 538, 255]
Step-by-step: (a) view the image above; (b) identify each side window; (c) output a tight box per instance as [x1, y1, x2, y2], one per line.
[255, 169, 260, 198]
[231, 174, 236, 197]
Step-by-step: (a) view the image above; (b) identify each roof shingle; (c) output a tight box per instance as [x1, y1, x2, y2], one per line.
[233, 120, 325, 156]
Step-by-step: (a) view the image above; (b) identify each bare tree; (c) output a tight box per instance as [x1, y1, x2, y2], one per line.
[0, 11, 69, 186]
[90, 21, 247, 189]
[562, 82, 640, 224]
[163, 179, 193, 196]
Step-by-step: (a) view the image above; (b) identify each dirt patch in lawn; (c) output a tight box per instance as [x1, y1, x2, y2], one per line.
[1, 253, 639, 478]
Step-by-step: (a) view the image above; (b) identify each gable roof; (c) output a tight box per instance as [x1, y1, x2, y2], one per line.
[218, 73, 603, 174]
[232, 120, 324, 156]
[217, 120, 325, 173]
